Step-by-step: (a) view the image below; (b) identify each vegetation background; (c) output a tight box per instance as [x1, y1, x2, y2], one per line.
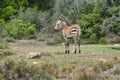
[0, 0, 120, 80]
[0, 0, 120, 44]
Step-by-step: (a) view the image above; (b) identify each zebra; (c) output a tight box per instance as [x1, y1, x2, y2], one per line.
[54, 16, 81, 54]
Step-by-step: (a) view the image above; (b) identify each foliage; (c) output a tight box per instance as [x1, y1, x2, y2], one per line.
[99, 38, 107, 44]
[102, 13, 120, 37]
[0, 0, 119, 43]
[93, 0, 109, 18]
[5, 19, 36, 39]
[0, 19, 5, 38]
[16, 7, 50, 32]
[78, 13, 105, 43]
[99, 60, 114, 71]
[61, 66, 75, 73]
[0, 0, 28, 20]
[1, 6, 16, 20]
[74, 69, 96, 80]
[53, 33, 64, 44]
[0, 60, 54, 80]
[107, 37, 120, 44]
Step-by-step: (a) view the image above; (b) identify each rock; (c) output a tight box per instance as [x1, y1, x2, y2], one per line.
[33, 61, 39, 64]
[99, 58, 107, 63]
[5, 37, 16, 42]
[27, 52, 41, 59]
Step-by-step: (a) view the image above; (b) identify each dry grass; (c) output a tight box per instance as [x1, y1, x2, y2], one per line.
[1, 40, 120, 66]
[0, 40, 120, 79]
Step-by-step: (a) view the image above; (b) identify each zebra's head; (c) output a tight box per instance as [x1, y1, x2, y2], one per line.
[54, 17, 68, 31]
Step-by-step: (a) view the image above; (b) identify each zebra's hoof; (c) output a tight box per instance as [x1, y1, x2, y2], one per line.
[65, 50, 70, 54]
[65, 50, 67, 54]
[74, 50, 77, 54]
[79, 50, 81, 54]
[68, 50, 70, 54]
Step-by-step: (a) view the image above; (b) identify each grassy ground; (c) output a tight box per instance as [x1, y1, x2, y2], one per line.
[0, 40, 120, 80]
[0, 40, 120, 67]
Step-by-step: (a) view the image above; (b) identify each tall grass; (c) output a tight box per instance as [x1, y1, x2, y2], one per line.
[0, 57, 120, 80]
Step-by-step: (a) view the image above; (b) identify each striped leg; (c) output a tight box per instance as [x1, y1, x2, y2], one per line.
[73, 37, 77, 54]
[77, 36, 81, 54]
[65, 39, 70, 54]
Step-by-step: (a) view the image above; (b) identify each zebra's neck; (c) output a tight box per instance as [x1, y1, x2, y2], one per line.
[63, 20, 70, 26]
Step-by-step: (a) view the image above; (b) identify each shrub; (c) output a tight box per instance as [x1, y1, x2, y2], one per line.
[5, 19, 37, 39]
[93, 66, 101, 73]
[74, 69, 96, 80]
[5, 25, 17, 38]
[99, 38, 107, 44]
[99, 60, 114, 71]
[36, 69, 54, 80]
[16, 7, 50, 31]
[45, 38, 57, 45]
[107, 37, 120, 44]
[0, 19, 5, 38]
[27, 24, 36, 36]
[0, 60, 55, 80]
[77, 13, 105, 44]
[53, 35, 64, 44]
[1, 6, 16, 20]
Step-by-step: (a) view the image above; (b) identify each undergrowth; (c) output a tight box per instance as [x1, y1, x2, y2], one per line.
[0, 57, 120, 80]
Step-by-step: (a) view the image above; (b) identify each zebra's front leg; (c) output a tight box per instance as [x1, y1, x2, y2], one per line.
[65, 39, 70, 54]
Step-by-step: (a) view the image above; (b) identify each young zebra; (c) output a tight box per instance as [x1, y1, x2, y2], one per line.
[54, 16, 81, 54]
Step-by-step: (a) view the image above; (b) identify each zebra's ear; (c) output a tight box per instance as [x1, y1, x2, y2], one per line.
[58, 16, 62, 20]
[60, 16, 65, 21]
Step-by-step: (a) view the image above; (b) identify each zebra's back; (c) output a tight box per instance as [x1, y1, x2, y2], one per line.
[63, 24, 81, 39]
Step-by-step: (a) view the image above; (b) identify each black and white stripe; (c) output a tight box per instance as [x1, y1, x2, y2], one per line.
[71, 27, 78, 37]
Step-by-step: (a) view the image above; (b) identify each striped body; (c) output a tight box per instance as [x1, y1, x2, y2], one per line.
[63, 24, 81, 39]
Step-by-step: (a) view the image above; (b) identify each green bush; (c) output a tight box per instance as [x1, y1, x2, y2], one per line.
[99, 60, 114, 71]
[27, 24, 36, 36]
[110, 7, 119, 15]
[99, 38, 107, 44]
[1, 6, 16, 20]
[6, 25, 17, 38]
[5, 19, 37, 39]
[0, 19, 5, 38]
[77, 13, 105, 44]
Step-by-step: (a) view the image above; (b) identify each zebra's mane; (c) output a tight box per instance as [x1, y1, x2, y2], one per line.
[59, 15, 70, 26]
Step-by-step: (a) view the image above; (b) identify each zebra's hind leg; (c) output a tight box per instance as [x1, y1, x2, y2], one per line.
[73, 37, 77, 54]
[77, 37, 81, 54]
[65, 39, 70, 54]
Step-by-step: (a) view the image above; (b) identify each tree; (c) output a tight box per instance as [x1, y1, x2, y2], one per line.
[0, 0, 28, 20]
